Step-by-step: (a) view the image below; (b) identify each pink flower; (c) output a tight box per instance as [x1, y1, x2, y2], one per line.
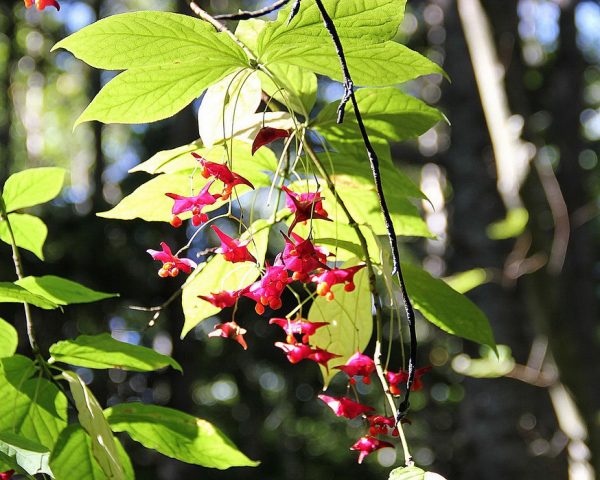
[282, 186, 331, 233]
[211, 225, 256, 264]
[386, 366, 432, 396]
[318, 394, 375, 419]
[166, 180, 219, 227]
[269, 317, 329, 344]
[275, 342, 314, 364]
[147, 242, 197, 277]
[350, 436, 394, 464]
[281, 232, 329, 282]
[366, 415, 399, 436]
[308, 348, 342, 370]
[241, 265, 290, 315]
[24, 0, 60, 10]
[192, 153, 254, 200]
[198, 290, 240, 309]
[335, 351, 376, 384]
[311, 264, 366, 301]
[208, 321, 248, 350]
[251, 127, 290, 155]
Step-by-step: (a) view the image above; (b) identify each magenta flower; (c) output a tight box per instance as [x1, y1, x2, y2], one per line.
[193, 153, 254, 200]
[350, 436, 394, 464]
[335, 351, 376, 384]
[308, 348, 342, 370]
[269, 317, 329, 344]
[366, 415, 399, 437]
[208, 321, 248, 350]
[282, 232, 329, 282]
[275, 342, 314, 364]
[198, 290, 240, 309]
[386, 366, 432, 396]
[166, 179, 219, 227]
[241, 265, 290, 315]
[318, 394, 375, 419]
[147, 242, 197, 277]
[211, 225, 256, 264]
[282, 186, 331, 233]
[251, 127, 290, 155]
[311, 264, 366, 301]
[24, 0, 60, 11]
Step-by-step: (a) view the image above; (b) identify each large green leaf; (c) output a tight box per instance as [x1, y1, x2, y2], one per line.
[181, 219, 271, 338]
[76, 62, 241, 126]
[0, 282, 58, 310]
[62, 371, 126, 480]
[309, 264, 372, 386]
[53, 11, 247, 70]
[389, 466, 426, 480]
[50, 424, 134, 480]
[0, 318, 18, 358]
[0, 355, 68, 450]
[1, 167, 65, 212]
[49, 333, 182, 372]
[16, 275, 117, 306]
[0, 431, 51, 477]
[259, 63, 317, 117]
[402, 263, 496, 349]
[0, 213, 48, 260]
[105, 402, 259, 469]
[314, 87, 444, 143]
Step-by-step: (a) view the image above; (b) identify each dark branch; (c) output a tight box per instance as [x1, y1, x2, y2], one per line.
[313, 0, 418, 419]
[214, 0, 290, 20]
[287, 0, 302, 23]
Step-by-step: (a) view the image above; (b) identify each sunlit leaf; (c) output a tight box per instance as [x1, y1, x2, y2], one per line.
[16, 275, 117, 305]
[0, 431, 51, 477]
[1, 168, 65, 213]
[0, 282, 58, 310]
[0, 214, 48, 261]
[0, 318, 18, 358]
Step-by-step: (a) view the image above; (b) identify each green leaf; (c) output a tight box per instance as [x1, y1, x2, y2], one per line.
[50, 424, 134, 480]
[129, 140, 201, 174]
[0, 213, 48, 260]
[309, 263, 372, 386]
[76, 62, 241, 126]
[0, 282, 58, 309]
[402, 263, 496, 349]
[15, 275, 117, 306]
[181, 219, 271, 338]
[0, 318, 18, 358]
[53, 11, 247, 70]
[0, 355, 68, 450]
[452, 345, 515, 378]
[105, 402, 259, 469]
[314, 87, 444, 143]
[443, 268, 489, 294]
[1, 167, 65, 212]
[62, 370, 126, 480]
[259, 63, 317, 117]
[234, 18, 265, 51]
[0, 431, 51, 477]
[389, 466, 426, 480]
[50, 333, 182, 372]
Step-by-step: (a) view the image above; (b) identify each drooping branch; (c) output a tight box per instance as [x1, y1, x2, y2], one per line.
[312, 0, 418, 417]
[214, 0, 290, 20]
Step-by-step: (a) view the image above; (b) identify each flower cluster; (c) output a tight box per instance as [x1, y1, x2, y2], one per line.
[24, 0, 60, 11]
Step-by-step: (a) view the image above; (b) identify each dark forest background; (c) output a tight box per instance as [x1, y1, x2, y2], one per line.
[1, 0, 599, 479]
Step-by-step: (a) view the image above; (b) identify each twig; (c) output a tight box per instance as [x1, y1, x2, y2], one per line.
[214, 0, 290, 20]
[312, 0, 418, 418]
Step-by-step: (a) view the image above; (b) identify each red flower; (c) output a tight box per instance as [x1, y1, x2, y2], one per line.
[281, 232, 329, 282]
[166, 180, 219, 227]
[241, 265, 290, 315]
[147, 242, 197, 277]
[211, 225, 256, 264]
[208, 321, 248, 350]
[366, 415, 399, 436]
[282, 186, 330, 233]
[192, 153, 254, 200]
[318, 394, 375, 419]
[269, 317, 329, 344]
[24, 0, 60, 11]
[310, 264, 365, 301]
[275, 342, 314, 364]
[335, 351, 376, 384]
[198, 290, 240, 309]
[386, 366, 432, 396]
[350, 436, 394, 464]
[308, 348, 342, 370]
[251, 127, 290, 155]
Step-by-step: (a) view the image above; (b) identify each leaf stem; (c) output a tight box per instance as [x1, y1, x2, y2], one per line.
[214, 0, 290, 20]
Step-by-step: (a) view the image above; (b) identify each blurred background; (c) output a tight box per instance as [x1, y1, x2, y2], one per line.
[0, 0, 599, 478]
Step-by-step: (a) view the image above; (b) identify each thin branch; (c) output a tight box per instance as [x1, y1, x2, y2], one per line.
[312, 0, 418, 419]
[214, 0, 290, 20]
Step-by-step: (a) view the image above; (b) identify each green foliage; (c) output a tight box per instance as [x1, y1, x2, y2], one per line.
[452, 345, 515, 378]
[0, 318, 18, 358]
[0, 356, 67, 450]
[389, 466, 427, 479]
[0, 214, 48, 260]
[1, 167, 65, 213]
[15, 276, 117, 305]
[62, 371, 127, 480]
[309, 265, 372, 386]
[105, 402, 259, 469]
[403, 263, 496, 349]
[49, 334, 182, 372]
[259, 63, 317, 117]
[443, 268, 489, 294]
[0, 282, 58, 309]
[0, 431, 52, 477]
